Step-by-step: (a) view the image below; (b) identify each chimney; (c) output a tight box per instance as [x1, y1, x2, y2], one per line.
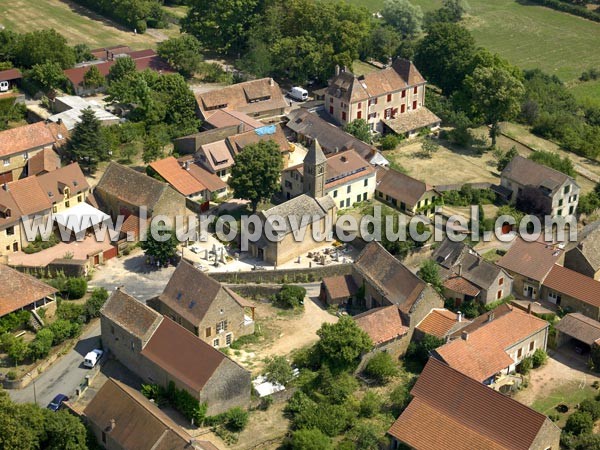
[57, 118, 62, 125]
[457, 311, 462, 323]
[184, 160, 190, 171]
[107, 419, 116, 432]
[458, 264, 463, 276]
[334, 147, 339, 153]
[106, 50, 109, 60]
[487, 312, 494, 323]
[269, 78, 274, 87]
[335, 64, 340, 76]
[527, 303, 532, 314]
[3, 183, 8, 191]
[461, 331, 469, 341]
[237, 122, 245, 134]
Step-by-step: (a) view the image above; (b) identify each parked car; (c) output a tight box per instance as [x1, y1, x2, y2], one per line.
[288, 86, 309, 101]
[83, 349, 104, 368]
[47, 394, 69, 412]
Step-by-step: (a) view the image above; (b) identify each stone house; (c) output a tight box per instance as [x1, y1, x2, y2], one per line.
[432, 239, 514, 306]
[563, 224, 600, 280]
[375, 166, 440, 217]
[85, 378, 219, 450]
[500, 155, 579, 218]
[148, 157, 210, 206]
[281, 141, 376, 209]
[388, 358, 561, 450]
[0, 121, 67, 183]
[325, 59, 440, 135]
[194, 78, 288, 121]
[320, 274, 358, 306]
[497, 238, 564, 301]
[100, 289, 251, 416]
[432, 305, 549, 386]
[0, 68, 22, 92]
[93, 162, 187, 239]
[152, 260, 255, 348]
[540, 264, 600, 321]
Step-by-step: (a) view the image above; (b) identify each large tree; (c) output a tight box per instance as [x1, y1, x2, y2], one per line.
[12, 29, 75, 69]
[316, 316, 373, 372]
[28, 62, 66, 92]
[140, 227, 178, 267]
[228, 140, 283, 212]
[459, 63, 525, 146]
[415, 22, 476, 95]
[381, 0, 423, 38]
[66, 107, 109, 174]
[157, 34, 203, 79]
[83, 65, 105, 89]
[343, 119, 372, 143]
[108, 56, 137, 83]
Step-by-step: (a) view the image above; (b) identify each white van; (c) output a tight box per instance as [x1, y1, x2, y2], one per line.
[83, 349, 104, 368]
[288, 86, 308, 102]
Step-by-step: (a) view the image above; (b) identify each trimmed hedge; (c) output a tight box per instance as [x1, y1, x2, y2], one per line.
[526, 0, 600, 23]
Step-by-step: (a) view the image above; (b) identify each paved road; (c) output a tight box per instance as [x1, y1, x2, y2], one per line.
[8, 322, 101, 406]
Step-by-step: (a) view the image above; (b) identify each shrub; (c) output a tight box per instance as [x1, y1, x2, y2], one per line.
[29, 328, 54, 360]
[293, 402, 356, 437]
[564, 411, 594, 436]
[519, 356, 533, 375]
[6, 370, 17, 380]
[167, 381, 207, 425]
[363, 352, 399, 384]
[0, 310, 32, 334]
[274, 285, 306, 309]
[405, 334, 445, 370]
[65, 277, 87, 299]
[316, 368, 358, 404]
[85, 288, 109, 319]
[263, 355, 293, 386]
[390, 382, 413, 416]
[532, 348, 548, 368]
[359, 391, 382, 418]
[57, 302, 86, 323]
[224, 407, 249, 432]
[579, 398, 600, 421]
[380, 134, 402, 150]
[290, 428, 332, 450]
[49, 319, 79, 345]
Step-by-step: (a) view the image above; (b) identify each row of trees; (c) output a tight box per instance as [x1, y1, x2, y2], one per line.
[71, 0, 167, 33]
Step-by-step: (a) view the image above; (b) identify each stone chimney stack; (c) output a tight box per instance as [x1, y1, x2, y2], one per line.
[461, 331, 469, 341]
[457, 311, 462, 323]
[335, 64, 340, 76]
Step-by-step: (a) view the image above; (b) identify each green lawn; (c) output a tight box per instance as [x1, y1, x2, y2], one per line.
[0, 0, 180, 49]
[343, 0, 600, 92]
[531, 381, 597, 427]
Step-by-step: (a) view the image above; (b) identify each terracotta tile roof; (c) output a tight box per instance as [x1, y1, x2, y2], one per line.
[354, 305, 408, 345]
[388, 358, 555, 450]
[226, 124, 290, 155]
[185, 161, 228, 193]
[443, 275, 480, 297]
[449, 303, 513, 338]
[95, 162, 168, 210]
[158, 260, 224, 325]
[150, 157, 206, 196]
[382, 107, 441, 134]
[497, 238, 563, 282]
[6, 176, 52, 215]
[0, 186, 22, 228]
[0, 121, 67, 158]
[0, 265, 57, 317]
[322, 275, 358, 301]
[205, 109, 264, 130]
[502, 155, 574, 194]
[37, 162, 89, 200]
[89, 45, 132, 60]
[27, 148, 61, 175]
[556, 313, 600, 346]
[198, 140, 234, 172]
[543, 264, 600, 308]
[416, 309, 461, 338]
[375, 166, 435, 209]
[196, 78, 287, 117]
[0, 68, 22, 82]
[101, 289, 163, 342]
[120, 213, 149, 239]
[141, 317, 228, 392]
[354, 242, 426, 313]
[84, 378, 219, 450]
[434, 307, 548, 382]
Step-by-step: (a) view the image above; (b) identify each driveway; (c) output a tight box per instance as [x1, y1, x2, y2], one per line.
[8, 322, 101, 406]
[89, 249, 175, 301]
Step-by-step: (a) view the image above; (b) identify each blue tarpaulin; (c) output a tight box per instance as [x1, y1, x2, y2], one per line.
[254, 125, 277, 136]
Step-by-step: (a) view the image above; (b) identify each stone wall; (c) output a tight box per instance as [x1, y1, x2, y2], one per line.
[210, 263, 353, 284]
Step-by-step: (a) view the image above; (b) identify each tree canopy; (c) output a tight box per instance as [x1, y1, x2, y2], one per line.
[28, 62, 66, 92]
[343, 119, 372, 143]
[140, 227, 178, 267]
[382, 0, 424, 38]
[83, 65, 105, 89]
[228, 140, 283, 212]
[316, 316, 373, 372]
[66, 107, 109, 174]
[157, 35, 203, 79]
[108, 56, 137, 83]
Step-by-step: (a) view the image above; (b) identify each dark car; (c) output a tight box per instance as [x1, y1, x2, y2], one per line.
[47, 394, 69, 412]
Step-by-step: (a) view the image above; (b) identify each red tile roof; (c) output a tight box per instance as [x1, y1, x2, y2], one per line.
[416, 309, 461, 338]
[0, 121, 67, 158]
[544, 264, 600, 308]
[497, 238, 563, 282]
[150, 156, 207, 196]
[185, 160, 228, 193]
[443, 275, 480, 297]
[204, 109, 264, 130]
[434, 307, 548, 382]
[388, 358, 555, 450]
[0, 265, 57, 317]
[27, 148, 61, 175]
[354, 305, 408, 345]
[0, 68, 22, 82]
[6, 176, 52, 215]
[322, 275, 358, 301]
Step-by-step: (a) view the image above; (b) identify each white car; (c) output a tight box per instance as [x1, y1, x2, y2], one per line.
[83, 349, 104, 368]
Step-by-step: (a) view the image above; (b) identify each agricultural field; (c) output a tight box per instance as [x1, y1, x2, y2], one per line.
[0, 0, 180, 49]
[345, 0, 600, 104]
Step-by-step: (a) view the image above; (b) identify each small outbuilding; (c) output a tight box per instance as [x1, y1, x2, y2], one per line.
[555, 313, 600, 353]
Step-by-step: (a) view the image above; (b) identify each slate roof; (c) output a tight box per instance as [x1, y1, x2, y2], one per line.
[0, 265, 57, 317]
[95, 162, 168, 209]
[543, 264, 600, 308]
[158, 260, 224, 325]
[141, 317, 229, 393]
[322, 275, 359, 301]
[0, 121, 67, 158]
[100, 289, 163, 342]
[434, 306, 548, 382]
[27, 148, 61, 175]
[502, 155, 576, 194]
[354, 305, 408, 345]
[196, 78, 287, 117]
[388, 358, 555, 450]
[149, 157, 207, 197]
[382, 107, 441, 134]
[375, 166, 435, 209]
[260, 194, 336, 236]
[567, 226, 600, 273]
[555, 313, 600, 346]
[416, 309, 467, 339]
[303, 139, 327, 166]
[353, 242, 426, 313]
[497, 238, 563, 282]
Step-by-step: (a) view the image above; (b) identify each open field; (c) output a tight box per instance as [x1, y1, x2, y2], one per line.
[0, 0, 180, 49]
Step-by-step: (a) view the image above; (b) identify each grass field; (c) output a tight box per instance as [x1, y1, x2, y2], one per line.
[0, 0, 180, 49]
[344, 0, 600, 103]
